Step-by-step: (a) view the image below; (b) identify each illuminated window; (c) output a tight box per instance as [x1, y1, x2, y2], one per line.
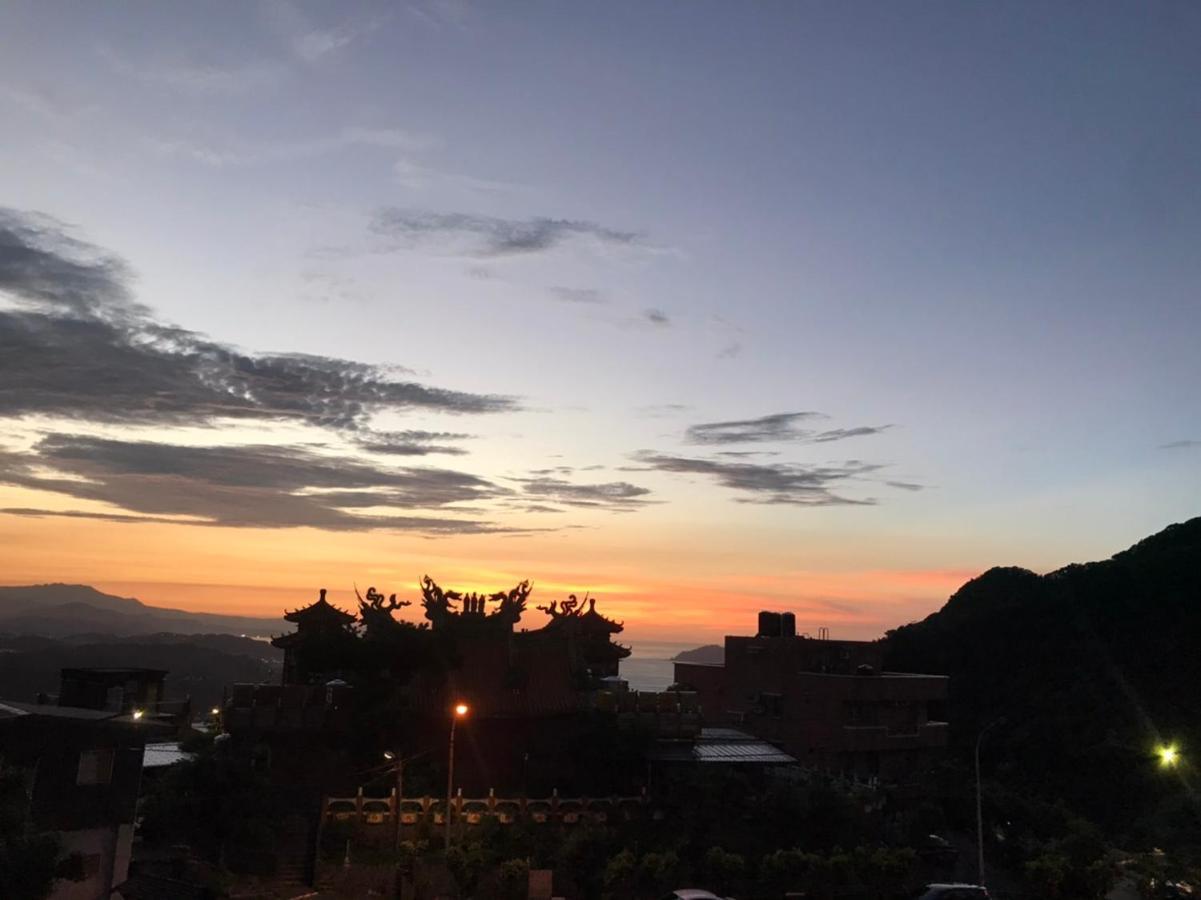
[76, 749, 114, 785]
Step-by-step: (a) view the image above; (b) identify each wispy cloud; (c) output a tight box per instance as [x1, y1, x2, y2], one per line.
[630, 451, 883, 507]
[0, 435, 511, 533]
[98, 45, 288, 95]
[644, 308, 670, 327]
[0, 206, 515, 429]
[393, 158, 518, 194]
[685, 412, 890, 446]
[354, 430, 472, 457]
[512, 475, 653, 512]
[1160, 439, 1200, 450]
[262, 0, 386, 63]
[549, 286, 606, 305]
[0, 85, 98, 126]
[371, 208, 642, 258]
[148, 127, 434, 168]
[636, 403, 690, 418]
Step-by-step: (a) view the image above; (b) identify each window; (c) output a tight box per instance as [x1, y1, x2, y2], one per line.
[76, 748, 114, 785]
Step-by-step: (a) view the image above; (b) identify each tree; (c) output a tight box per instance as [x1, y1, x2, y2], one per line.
[0, 759, 84, 900]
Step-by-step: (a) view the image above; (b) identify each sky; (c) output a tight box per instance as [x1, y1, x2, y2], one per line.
[1, 2, 1199, 643]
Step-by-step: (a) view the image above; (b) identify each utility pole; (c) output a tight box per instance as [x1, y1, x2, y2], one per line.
[393, 755, 404, 853]
[975, 717, 1004, 886]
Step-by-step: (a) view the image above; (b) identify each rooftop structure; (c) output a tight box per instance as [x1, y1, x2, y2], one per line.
[674, 612, 949, 782]
[0, 699, 168, 900]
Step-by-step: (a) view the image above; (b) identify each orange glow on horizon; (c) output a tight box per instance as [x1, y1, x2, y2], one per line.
[1, 507, 984, 643]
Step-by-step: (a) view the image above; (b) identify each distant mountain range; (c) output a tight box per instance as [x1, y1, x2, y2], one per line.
[0, 585, 285, 707]
[0, 583, 279, 639]
[884, 516, 1201, 844]
[671, 643, 724, 664]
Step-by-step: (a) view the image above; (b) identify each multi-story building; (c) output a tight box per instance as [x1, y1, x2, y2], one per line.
[0, 697, 163, 900]
[673, 612, 948, 782]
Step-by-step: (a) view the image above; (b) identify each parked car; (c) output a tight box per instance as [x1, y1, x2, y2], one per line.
[918, 833, 961, 866]
[660, 891, 733, 900]
[914, 884, 990, 899]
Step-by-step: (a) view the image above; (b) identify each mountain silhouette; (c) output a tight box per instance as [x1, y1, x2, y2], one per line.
[0, 583, 277, 638]
[884, 516, 1201, 841]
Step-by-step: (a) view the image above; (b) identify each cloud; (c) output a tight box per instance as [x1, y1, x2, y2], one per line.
[884, 480, 924, 491]
[1160, 439, 1200, 450]
[0, 208, 137, 318]
[717, 341, 742, 359]
[810, 426, 892, 443]
[0, 85, 98, 126]
[635, 403, 690, 418]
[393, 158, 518, 194]
[370, 208, 641, 258]
[262, 1, 386, 63]
[630, 451, 882, 507]
[0, 435, 512, 533]
[354, 430, 472, 456]
[512, 475, 653, 512]
[644, 308, 670, 327]
[549, 286, 606, 305]
[98, 45, 287, 95]
[0, 206, 515, 428]
[684, 412, 890, 446]
[149, 127, 434, 168]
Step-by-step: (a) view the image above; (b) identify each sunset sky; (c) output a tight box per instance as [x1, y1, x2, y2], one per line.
[2, 3, 1199, 643]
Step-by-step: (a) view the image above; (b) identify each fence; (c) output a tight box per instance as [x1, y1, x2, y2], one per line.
[323, 786, 655, 828]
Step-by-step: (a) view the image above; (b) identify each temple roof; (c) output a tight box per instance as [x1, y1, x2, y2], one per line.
[282, 588, 356, 626]
[540, 595, 624, 635]
[578, 605, 624, 634]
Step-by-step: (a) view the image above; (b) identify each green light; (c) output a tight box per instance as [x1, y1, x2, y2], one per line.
[1157, 744, 1179, 768]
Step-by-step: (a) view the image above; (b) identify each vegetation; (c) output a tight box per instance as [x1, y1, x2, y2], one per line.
[884, 516, 1201, 862]
[0, 759, 83, 900]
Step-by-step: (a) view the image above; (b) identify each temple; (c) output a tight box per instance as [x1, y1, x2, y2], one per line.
[271, 588, 357, 684]
[235, 579, 645, 796]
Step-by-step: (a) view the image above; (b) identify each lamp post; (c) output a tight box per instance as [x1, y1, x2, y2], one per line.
[445, 702, 469, 850]
[383, 748, 432, 853]
[383, 750, 405, 853]
[975, 717, 1004, 887]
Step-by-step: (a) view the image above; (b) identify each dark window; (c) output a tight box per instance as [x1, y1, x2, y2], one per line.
[76, 749, 114, 785]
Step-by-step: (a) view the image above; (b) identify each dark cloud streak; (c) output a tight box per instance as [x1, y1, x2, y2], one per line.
[371, 208, 641, 258]
[631, 451, 881, 506]
[0, 435, 514, 533]
[685, 412, 890, 446]
[0, 206, 515, 429]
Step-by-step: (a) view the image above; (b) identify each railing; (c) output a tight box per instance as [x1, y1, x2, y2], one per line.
[323, 787, 653, 827]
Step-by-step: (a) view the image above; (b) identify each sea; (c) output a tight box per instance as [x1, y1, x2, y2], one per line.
[618, 640, 701, 692]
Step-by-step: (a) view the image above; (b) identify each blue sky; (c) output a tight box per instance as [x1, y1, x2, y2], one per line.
[1, 2, 1198, 638]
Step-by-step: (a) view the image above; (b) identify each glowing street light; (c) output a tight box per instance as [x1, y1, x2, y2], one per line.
[446, 702, 469, 849]
[131, 709, 145, 720]
[1157, 744, 1180, 768]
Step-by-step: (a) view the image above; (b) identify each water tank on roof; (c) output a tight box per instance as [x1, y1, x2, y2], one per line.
[781, 612, 796, 637]
[757, 610, 782, 637]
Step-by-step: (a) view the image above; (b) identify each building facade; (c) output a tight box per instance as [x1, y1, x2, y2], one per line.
[674, 613, 948, 781]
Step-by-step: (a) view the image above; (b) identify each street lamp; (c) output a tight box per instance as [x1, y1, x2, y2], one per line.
[445, 702, 469, 850]
[1157, 743, 1180, 768]
[975, 717, 1005, 887]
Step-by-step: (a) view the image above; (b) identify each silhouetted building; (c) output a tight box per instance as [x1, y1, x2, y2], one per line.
[0, 699, 165, 900]
[674, 612, 948, 781]
[228, 580, 642, 795]
[271, 588, 358, 684]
